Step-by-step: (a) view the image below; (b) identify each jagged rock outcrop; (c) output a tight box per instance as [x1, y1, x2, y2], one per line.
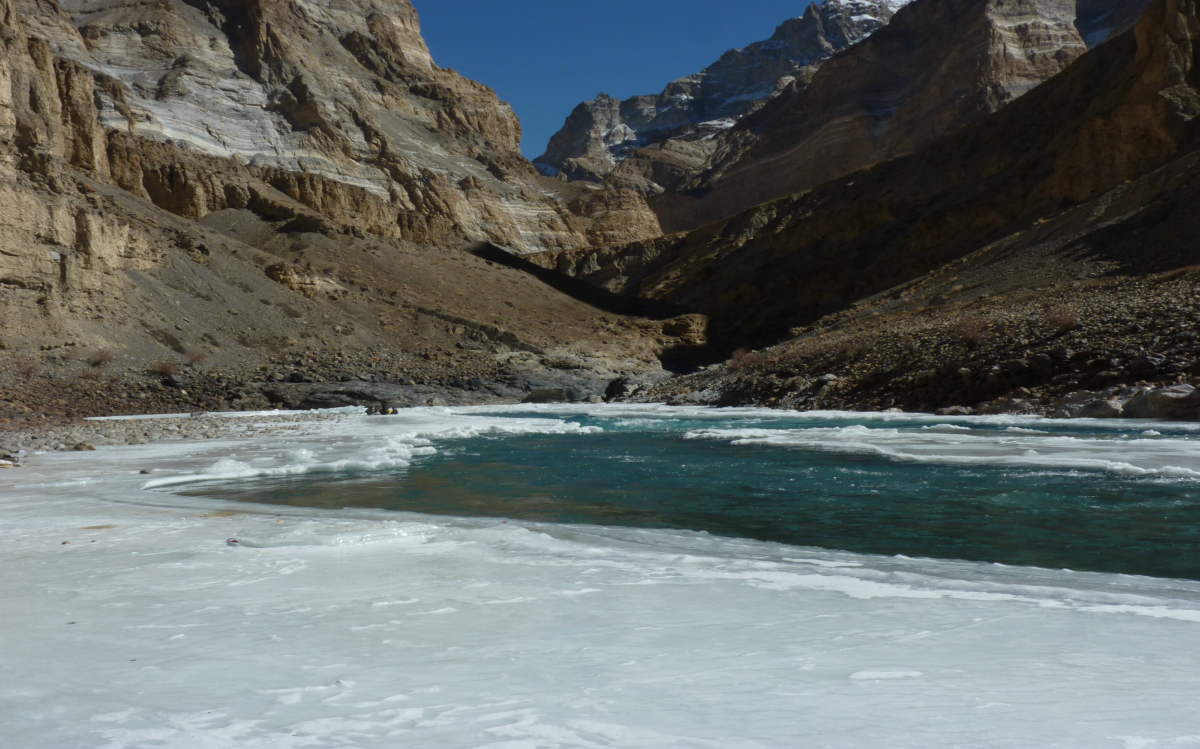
[0, 0, 160, 296]
[530, 0, 1200, 346]
[5, 0, 662, 255]
[534, 0, 911, 184]
[0, 0, 682, 398]
[658, 0, 1154, 232]
[567, 188, 664, 247]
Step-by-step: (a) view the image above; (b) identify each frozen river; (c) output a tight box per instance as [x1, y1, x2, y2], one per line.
[3, 406, 1200, 747]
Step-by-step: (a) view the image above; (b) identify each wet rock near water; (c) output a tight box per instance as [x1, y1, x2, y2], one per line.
[261, 352, 670, 410]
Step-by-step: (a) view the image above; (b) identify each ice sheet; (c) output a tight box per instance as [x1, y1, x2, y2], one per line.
[683, 424, 1200, 477]
[468, 404, 1200, 476]
[3, 406, 1200, 748]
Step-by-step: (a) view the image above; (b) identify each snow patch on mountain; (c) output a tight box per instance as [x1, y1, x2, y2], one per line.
[535, 0, 914, 180]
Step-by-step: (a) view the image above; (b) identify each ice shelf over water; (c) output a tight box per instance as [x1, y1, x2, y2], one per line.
[3, 406, 1200, 748]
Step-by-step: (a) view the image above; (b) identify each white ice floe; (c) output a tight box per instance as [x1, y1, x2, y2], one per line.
[682, 422, 1200, 478]
[3, 406, 1200, 748]
[139, 417, 600, 490]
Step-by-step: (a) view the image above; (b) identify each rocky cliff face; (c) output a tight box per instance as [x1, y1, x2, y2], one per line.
[534, 0, 911, 184]
[0, 0, 683, 406]
[531, 0, 1200, 347]
[1, 0, 159, 296]
[658, 0, 1153, 232]
[4, 0, 662, 255]
[4, 0, 1196, 421]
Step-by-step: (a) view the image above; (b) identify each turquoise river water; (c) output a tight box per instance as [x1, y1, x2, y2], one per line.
[179, 408, 1200, 581]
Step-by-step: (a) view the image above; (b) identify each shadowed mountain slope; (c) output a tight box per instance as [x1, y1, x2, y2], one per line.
[653, 0, 1153, 233]
[530, 0, 1200, 347]
[0, 0, 692, 417]
[534, 0, 911, 185]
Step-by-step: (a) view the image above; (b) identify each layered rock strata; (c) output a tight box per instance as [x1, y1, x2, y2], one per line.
[5, 0, 662, 254]
[0, 0, 682, 416]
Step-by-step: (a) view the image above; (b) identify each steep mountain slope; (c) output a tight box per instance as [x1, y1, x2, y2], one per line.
[656, 0, 1152, 232]
[3, 0, 1198, 423]
[8, 0, 662, 254]
[534, 0, 911, 184]
[531, 0, 1200, 348]
[635, 139, 1200, 415]
[0, 0, 689, 418]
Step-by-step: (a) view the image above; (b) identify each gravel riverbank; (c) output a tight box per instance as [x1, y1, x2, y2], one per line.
[0, 411, 359, 465]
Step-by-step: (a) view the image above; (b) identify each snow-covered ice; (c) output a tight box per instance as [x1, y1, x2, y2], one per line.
[3, 406, 1200, 748]
[683, 422, 1200, 477]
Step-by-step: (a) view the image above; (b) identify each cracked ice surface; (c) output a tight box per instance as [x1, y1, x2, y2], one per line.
[3, 407, 1200, 748]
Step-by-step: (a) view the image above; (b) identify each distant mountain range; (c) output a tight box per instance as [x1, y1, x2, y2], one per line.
[537, 0, 1154, 234]
[534, 0, 913, 184]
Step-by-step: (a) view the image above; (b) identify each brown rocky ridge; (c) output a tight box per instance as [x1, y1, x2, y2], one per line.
[0, 0, 697, 437]
[533, 0, 1199, 343]
[652, 0, 1154, 232]
[4, 0, 1200, 439]
[591, 0, 1200, 418]
[537, 0, 1153, 237]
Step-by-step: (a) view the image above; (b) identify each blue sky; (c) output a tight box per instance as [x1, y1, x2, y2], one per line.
[417, 1, 814, 159]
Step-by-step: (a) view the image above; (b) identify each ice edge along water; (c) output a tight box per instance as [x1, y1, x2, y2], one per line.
[3, 405, 1200, 749]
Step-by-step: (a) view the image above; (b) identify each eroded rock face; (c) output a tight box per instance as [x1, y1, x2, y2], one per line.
[534, 0, 912, 184]
[567, 188, 664, 247]
[6, 0, 662, 255]
[536, 0, 1152, 229]
[664, 0, 1154, 232]
[0, 0, 160, 295]
[0, 0, 680, 391]
[529, 0, 1200, 347]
